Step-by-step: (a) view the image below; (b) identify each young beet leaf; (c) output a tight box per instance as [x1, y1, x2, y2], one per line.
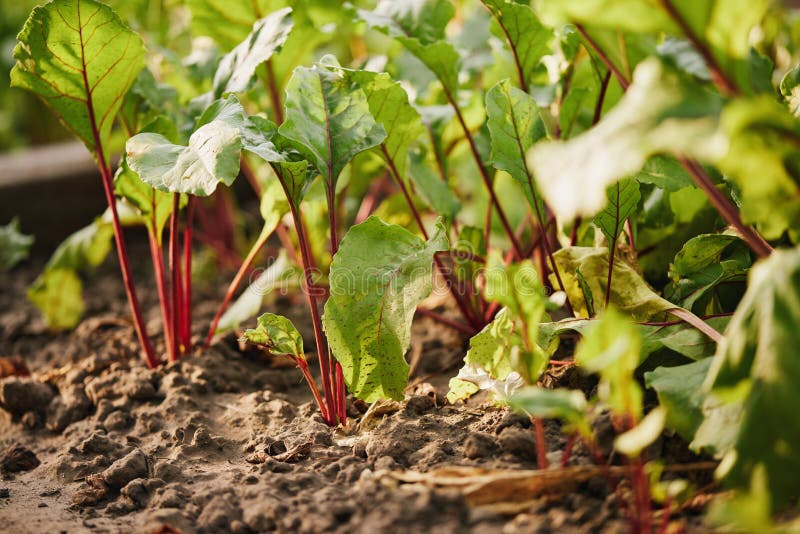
[0, 218, 34, 271]
[323, 217, 449, 402]
[11, 0, 157, 366]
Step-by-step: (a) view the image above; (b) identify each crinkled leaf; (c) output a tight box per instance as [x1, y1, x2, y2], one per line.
[212, 8, 293, 97]
[666, 233, 750, 310]
[447, 310, 520, 403]
[243, 312, 305, 360]
[593, 178, 641, 250]
[323, 216, 449, 401]
[551, 247, 676, 321]
[0, 218, 34, 271]
[278, 59, 386, 192]
[11, 0, 145, 161]
[486, 79, 547, 213]
[125, 97, 247, 196]
[481, 0, 553, 90]
[693, 248, 800, 508]
[528, 59, 726, 221]
[645, 358, 712, 441]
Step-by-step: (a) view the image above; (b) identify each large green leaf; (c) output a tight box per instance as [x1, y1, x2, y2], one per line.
[278, 59, 386, 193]
[645, 358, 712, 441]
[693, 248, 800, 508]
[212, 8, 293, 97]
[0, 218, 34, 271]
[323, 216, 448, 401]
[11, 0, 146, 161]
[528, 59, 725, 221]
[485, 79, 547, 212]
[481, 0, 553, 90]
[114, 157, 179, 244]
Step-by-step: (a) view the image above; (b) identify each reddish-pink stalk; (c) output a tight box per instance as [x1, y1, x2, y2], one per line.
[181, 197, 194, 351]
[561, 434, 577, 467]
[415, 307, 476, 336]
[531, 417, 550, 470]
[169, 194, 183, 360]
[148, 231, 174, 363]
[76, 15, 157, 367]
[204, 227, 272, 349]
[326, 184, 347, 424]
[289, 200, 335, 425]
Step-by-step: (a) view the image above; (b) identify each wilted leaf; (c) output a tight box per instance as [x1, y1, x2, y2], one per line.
[615, 406, 666, 457]
[28, 269, 85, 330]
[510, 387, 591, 439]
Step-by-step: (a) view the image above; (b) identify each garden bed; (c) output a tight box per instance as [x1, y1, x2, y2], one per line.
[0, 248, 713, 533]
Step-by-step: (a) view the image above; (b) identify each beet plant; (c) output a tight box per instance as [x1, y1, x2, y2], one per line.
[10, 0, 800, 529]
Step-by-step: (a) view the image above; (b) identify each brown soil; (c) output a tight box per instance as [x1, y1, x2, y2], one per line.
[0, 247, 715, 533]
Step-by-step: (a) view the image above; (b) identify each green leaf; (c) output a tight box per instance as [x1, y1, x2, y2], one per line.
[0, 218, 34, 271]
[551, 246, 676, 321]
[243, 312, 305, 361]
[645, 358, 712, 441]
[11, 0, 146, 161]
[125, 97, 245, 196]
[576, 307, 643, 420]
[27, 269, 85, 331]
[485, 79, 547, 212]
[323, 216, 449, 401]
[593, 178, 641, 249]
[538, 0, 676, 34]
[188, 0, 286, 50]
[212, 8, 293, 98]
[635, 156, 695, 192]
[343, 70, 424, 183]
[528, 59, 726, 221]
[693, 248, 800, 508]
[510, 387, 592, 439]
[481, 0, 553, 90]
[120, 68, 178, 136]
[278, 59, 386, 193]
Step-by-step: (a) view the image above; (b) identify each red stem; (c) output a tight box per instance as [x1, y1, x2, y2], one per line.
[561, 434, 577, 467]
[169, 194, 182, 360]
[182, 197, 194, 351]
[415, 307, 476, 336]
[531, 416, 549, 470]
[298, 359, 329, 422]
[148, 230, 174, 363]
[76, 9, 157, 368]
